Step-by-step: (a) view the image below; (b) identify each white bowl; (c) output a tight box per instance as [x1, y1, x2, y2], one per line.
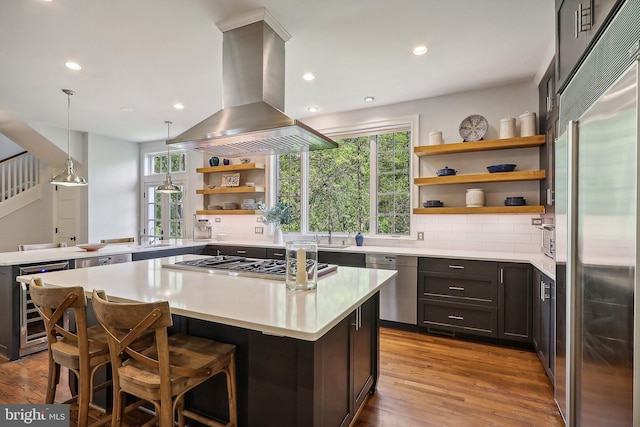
[245, 181, 255, 187]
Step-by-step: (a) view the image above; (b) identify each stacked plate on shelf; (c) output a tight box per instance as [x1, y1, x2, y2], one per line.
[504, 196, 526, 206]
[241, 198, 257, 210]
[423, 200, 444, 208]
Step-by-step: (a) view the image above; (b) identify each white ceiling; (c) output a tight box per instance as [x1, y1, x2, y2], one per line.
[0, 0, 555, 143]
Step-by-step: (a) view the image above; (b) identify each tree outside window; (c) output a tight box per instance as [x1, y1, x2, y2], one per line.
[277, 128, 411, 236]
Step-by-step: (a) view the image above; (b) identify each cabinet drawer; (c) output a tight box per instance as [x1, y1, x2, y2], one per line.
[419, 275, 496, 305]
[419, 257, 497, 277]
[419, 300, 497, 338]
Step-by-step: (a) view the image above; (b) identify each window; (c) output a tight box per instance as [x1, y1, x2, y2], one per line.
[277, 124, 412, 237]
[142, 150, 186, 239]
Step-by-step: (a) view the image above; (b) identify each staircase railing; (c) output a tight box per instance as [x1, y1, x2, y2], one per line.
[1, 151, 41, 202]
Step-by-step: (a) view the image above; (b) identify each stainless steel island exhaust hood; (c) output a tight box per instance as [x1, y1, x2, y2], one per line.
[167, 9, 337, 157]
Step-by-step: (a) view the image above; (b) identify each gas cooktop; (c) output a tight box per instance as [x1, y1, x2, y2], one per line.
[163, 255, 337, 281]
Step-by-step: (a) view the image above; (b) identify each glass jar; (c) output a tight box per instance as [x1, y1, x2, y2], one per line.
[286, 241, 318, 291]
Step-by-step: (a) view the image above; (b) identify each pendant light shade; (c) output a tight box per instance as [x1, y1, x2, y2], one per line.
[50, 89, 87, 186]
[156, 121, 181, 194]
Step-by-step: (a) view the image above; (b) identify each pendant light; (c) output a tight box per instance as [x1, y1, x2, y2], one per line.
[50, 89, 87, 186]
[156, 121, 181, 194]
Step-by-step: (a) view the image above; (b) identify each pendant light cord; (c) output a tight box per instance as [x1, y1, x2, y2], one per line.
[63, 89, 74, 161]
[165, 120, 172, 172]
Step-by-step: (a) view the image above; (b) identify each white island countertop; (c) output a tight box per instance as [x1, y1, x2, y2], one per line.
[17, 254, 396, 342]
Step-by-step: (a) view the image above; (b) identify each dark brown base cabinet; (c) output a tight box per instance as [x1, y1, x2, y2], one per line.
[418, 258, 532, 344]
[418, 258, 498, 337]
[181, 293, 379, 427]
[533, 268, 555, 382]
[498, 263, 533, 342]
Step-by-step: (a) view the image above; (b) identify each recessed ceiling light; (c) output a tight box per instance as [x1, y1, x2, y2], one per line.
[364, 96, 375, 102]
[65, 61, 82, 70]
[173, 103, 184, 110]
[413, 45, 428, 55]
[303, 73, 315, 81]
[307, 106, 319, 113]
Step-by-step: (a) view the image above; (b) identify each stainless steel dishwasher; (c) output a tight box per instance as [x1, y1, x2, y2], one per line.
[366, 254, 417, 326]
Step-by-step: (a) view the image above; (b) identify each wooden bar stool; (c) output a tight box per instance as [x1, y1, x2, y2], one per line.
[29, 278, 112, 427]
[91, 289, 237, 427]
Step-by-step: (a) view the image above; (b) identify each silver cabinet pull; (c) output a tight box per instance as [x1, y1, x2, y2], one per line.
[448, 265, 464, 269]
[236, 250, 246, 254]
[448, 315, 464, 320]
[448, 286, 465, 291]
[272, 252, 285, 258]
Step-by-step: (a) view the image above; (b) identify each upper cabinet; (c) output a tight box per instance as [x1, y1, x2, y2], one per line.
[196, 163, 265, 215]
[556, 0, 623, 90]
[413, 135, 546, 214]
[538, 60, 559, 212]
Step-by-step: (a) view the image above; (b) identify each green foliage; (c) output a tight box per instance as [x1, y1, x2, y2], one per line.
[258, 202, 292, 227]
[277, 130, 411, 236]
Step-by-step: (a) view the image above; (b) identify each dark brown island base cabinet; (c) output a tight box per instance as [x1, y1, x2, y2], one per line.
[418, 258, 532, 345]
[179, 293, 380, 427]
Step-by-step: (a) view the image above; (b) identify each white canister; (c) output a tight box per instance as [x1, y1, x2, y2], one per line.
[499, 116, 516, 139]
[428, 130, 443, 145]
[519, 111, 537, 137]
[466, 188, 485, 207]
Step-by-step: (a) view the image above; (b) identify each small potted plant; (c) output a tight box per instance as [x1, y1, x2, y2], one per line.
[257, 201, 291, 244]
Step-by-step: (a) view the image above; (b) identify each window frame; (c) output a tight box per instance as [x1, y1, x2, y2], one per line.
[140, 145, 190, 240]
[273, 116, 419, 240]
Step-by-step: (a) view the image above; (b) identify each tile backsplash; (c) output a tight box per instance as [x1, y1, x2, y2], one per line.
[201, 213, 543, 254]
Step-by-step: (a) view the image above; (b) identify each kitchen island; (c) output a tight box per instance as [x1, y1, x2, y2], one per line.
[17, 255, 396, 427]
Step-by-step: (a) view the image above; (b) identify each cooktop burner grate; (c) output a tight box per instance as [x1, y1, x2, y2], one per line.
[163, 255, 336, 280]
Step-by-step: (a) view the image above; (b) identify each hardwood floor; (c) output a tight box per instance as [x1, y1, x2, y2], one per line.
[355, 328, 564, 427]
[1, 328, 564, 426]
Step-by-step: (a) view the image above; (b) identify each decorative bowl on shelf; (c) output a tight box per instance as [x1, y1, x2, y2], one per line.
[487, 164, 517, 173]
[436, 166, 457, 176]
[223, 202, 238, 210]
[208, 204, 223, 210]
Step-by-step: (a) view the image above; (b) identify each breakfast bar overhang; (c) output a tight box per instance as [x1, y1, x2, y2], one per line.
[17, 255, 396, 427]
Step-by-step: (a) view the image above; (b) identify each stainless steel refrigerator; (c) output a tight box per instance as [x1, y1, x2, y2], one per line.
[555, 1, 640, 425]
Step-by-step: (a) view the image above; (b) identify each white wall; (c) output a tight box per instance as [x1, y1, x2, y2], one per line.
[0, 133, 24, 159]
[86, 134, 139, 242]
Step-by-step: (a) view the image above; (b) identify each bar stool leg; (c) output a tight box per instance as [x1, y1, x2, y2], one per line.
[77, 365, 91, 427]
[46, 357, 60, 404]
[226, 357, 238, 427]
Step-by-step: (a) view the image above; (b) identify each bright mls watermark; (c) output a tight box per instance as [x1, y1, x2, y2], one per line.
[0, 405, 69, 426]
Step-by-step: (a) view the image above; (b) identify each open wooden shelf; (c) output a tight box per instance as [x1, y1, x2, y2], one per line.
[196, 163, 265, 173]
[414, 170, 546, 186]
[196, 209, 262, 215]
[196, 186, 265, 195]
[413, 205, 545, 214]
[414, 135, 545, 157]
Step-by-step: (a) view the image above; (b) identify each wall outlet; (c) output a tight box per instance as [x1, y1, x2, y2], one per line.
[214, 217, 221, 223]
[417, 231, 424, 240]
[257, 217, 263, 223]
[255, 227, 264, 234]
[531, 218, 543, 226]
